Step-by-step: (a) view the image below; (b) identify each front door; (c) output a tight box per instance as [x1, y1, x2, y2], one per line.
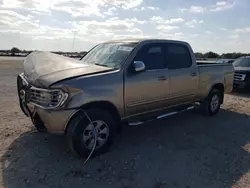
[124, 43, 170, 117]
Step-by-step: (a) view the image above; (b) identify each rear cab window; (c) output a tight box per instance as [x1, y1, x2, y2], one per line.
[165, 43, 192, 69]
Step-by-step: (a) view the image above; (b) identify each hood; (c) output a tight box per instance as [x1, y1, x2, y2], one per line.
[234, 66, 250, 73]
[23, 51, 113, 88]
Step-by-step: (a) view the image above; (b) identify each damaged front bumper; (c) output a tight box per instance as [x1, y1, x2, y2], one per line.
[17, 74, 76, 134]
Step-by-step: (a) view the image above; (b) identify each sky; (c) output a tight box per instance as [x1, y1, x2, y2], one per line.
[0, 0, 249, 53]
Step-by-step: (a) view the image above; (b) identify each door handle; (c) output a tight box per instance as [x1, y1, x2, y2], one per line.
[158, 76, 167, 81]
[190, 72, 197, 77]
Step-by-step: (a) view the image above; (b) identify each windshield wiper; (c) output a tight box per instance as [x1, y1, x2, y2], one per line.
[94, 63, 109, 67]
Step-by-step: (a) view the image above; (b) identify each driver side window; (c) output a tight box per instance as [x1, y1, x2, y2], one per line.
[134, 43, 165, 70]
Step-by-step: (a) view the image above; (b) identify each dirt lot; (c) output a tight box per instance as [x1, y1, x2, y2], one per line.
[0, 58, 250, 188]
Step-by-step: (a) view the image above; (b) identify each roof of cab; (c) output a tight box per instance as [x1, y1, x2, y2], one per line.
[103, 38, 186, 44]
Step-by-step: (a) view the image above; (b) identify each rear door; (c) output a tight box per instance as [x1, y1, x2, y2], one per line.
[165, 43, 199, 105]
[124, 43, 170, 116]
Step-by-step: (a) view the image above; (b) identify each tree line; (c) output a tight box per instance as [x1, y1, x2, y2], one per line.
[0, 47, 87, 58]
[195, 51, 250, 59]
[0, 47, 249, 59]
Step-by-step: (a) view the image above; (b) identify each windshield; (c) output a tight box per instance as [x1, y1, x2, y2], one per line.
[233, 58, 250, 67]
[81, 42, 137, 69]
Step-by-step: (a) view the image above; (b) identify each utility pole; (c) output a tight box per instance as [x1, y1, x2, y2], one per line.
[71, 30, 77, 52]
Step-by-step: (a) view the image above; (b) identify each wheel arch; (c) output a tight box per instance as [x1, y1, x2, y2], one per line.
[65, 101, 122, 134]
[210, 83, 225, 104]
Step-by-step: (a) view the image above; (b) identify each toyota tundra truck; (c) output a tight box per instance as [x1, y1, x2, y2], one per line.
[17, 39, 234, 158]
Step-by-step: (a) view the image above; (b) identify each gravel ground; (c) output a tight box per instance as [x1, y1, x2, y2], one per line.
[0, 58, 250, 188]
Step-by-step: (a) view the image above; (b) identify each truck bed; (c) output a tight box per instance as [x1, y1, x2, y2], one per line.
[196, 62, 234, 99]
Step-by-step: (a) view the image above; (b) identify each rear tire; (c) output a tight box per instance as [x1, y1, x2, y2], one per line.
[200, 89, 222, 116]
[66, 109, 116, 158]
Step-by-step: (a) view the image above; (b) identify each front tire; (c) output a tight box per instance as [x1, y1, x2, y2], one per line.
[66, 109, 116, 158]
[200, 89, 222, 116]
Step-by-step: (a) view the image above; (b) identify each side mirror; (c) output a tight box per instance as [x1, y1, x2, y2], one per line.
[133, 61, 145, 72]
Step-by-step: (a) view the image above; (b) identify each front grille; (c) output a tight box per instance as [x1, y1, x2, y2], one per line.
[18, 73, 68, 109]
[26, 88, 64, 109]
[234, 73, 246, 81]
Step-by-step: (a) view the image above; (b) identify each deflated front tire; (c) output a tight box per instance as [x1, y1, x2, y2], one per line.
[66, 109, 116, 158]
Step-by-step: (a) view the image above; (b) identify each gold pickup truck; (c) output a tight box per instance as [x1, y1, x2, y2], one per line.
[17, 39, 234, 158]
